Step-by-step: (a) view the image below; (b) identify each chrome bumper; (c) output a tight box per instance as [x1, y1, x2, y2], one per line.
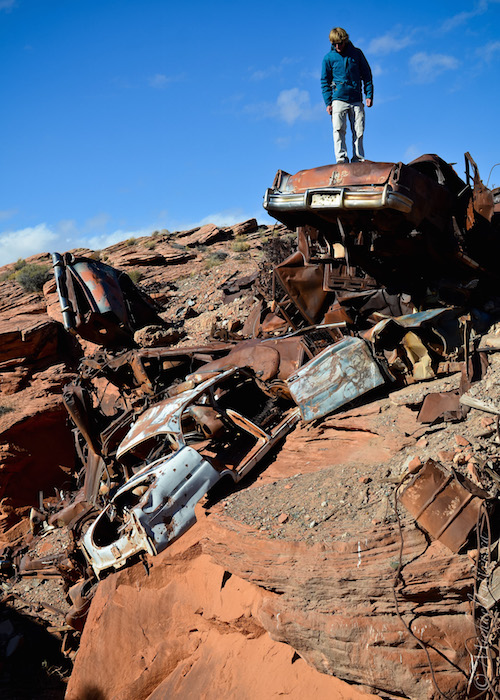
[263, 184, 413, 214]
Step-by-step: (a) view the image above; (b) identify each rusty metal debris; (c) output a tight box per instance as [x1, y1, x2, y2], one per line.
[399, 459, 490, 552]
[287, 336, 385, 422]
[264, 153, 500, 313]
[52, 252, 166, 347]
[3, 151, 500, 656]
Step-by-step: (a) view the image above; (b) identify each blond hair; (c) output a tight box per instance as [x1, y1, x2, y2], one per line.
[329, 27, 349, 44]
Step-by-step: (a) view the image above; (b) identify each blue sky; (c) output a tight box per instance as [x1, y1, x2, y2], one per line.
[1, 0, 500, 266]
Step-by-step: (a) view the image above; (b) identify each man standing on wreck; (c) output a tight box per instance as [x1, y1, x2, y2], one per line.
[321, 27, 373, 164]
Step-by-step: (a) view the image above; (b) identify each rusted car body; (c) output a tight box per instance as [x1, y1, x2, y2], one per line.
[82, 368, 300, 575]
[78, 328, 403, 575]
[52, 252, 164, 346]
[263, 156, 461, 233]
[264, 153, 500, 310]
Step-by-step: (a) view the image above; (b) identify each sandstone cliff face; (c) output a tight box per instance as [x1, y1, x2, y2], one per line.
[65, 524, 380, 700]
[65, 491, 475, 700]
[202, 510, 474, 700]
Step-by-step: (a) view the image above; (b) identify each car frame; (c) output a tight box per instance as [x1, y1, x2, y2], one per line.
[81, 368, 299, 576]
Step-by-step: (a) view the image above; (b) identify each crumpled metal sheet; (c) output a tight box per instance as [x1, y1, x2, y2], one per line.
[287, 336, 385, 422]
[399, 459, 489, 553]
[417, 391, 463, 424]
[81, 446, 226, 576]
[52, 252, 164, 347]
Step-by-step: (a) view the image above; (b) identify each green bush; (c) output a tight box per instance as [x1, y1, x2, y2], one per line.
[204, 251, 228, 269]
[15, 264, 51, 292]
[231, 238, 251, 253]
[125, 237, 137, 247]
[128, 269, 143, 284]
[14, 258, 27, 271]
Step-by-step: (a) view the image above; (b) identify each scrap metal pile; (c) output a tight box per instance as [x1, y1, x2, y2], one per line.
[3, 152, 500, 693]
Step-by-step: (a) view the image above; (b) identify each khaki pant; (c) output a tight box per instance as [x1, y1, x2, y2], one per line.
[331, 100, 365, 163]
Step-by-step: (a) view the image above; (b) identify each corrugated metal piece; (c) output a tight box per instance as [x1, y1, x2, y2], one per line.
[400, 459, 486, 553]
[286, 336, 385, 422]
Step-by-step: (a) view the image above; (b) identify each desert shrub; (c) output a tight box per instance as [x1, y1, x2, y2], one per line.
[144, 240, 156, 250]
[1, 258, 27, 281]
[127, 269, 143, 284]
[231, 238, 251, 253]
[15, 263, 51, 292]
[204, 255, 218, 269]
[0, 405, 13, 417]
[204, 251, 228, 269]
[88, 250, 102, 261]
[14, 258, 27, 271]
[125, 237, 137, 247]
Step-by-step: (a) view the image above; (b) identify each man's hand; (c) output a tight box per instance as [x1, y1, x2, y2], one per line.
[366, 98, 373, 108]
[327, 104, 332, 115]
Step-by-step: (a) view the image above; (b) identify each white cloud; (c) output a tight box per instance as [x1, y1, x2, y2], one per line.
[84, 213, 111, 232]
[275, 136, 292, 149]
[147, 73, 184, 89]
[409, 52, 459, 83]
[148, 74, 170, 88]
[367, 30, 414, 55]
[243, 88, 322, 124]
[483, 40, 500, 61]
[0, 221, 158, 267]
[0, 224, 58, 266]
[404, 144, 422, 162]
[0, 0, 16, 12]
[0, 208, 275, 268]
[440, 0, 489, 32]
[0, 209, 18, 221]
[276, 88, 319, 124]
[250, 58, 299, 81]
[86, 228, 152, 251]
[57, 219, 78, 238]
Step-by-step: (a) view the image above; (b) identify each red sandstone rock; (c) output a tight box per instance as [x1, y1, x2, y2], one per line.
[0, 390, 75, 537]
[227, 218, 259, 237]
[180, 224, 226, 247]
[437, 450, 455, 463]
[200, 509, 475, 700]
[66, 525, 376, 700]
[407, 456, 422, 473]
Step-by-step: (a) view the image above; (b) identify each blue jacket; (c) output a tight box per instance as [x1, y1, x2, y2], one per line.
[321, 42, 373, 105]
